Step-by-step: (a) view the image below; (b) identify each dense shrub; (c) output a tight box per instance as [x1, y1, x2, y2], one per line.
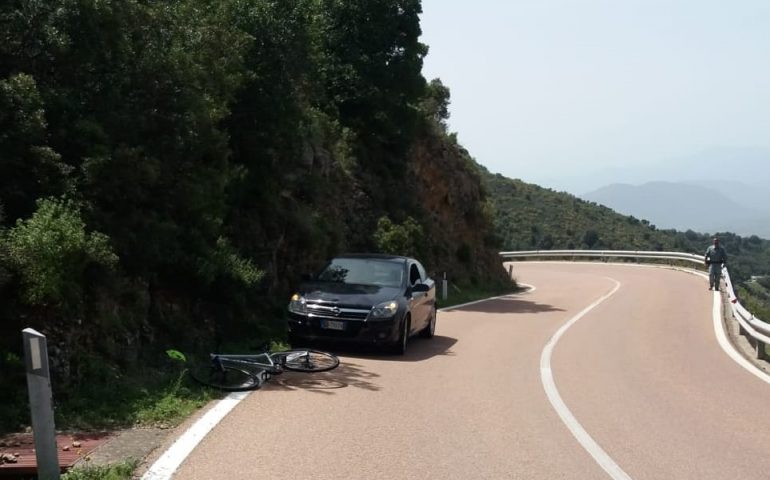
[373, 216, 425, 258]
[6, 198, 117, 307]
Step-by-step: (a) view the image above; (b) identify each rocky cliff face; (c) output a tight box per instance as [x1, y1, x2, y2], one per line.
[272, 127, 509, 290]
[408, 132, 509, 286]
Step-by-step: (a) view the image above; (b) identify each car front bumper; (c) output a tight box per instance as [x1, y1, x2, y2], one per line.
[287, 313, 400, 345]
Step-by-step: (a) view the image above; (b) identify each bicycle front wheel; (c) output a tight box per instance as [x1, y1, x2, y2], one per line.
[189, 363, 261, 391]
[277, 349, 340, 373]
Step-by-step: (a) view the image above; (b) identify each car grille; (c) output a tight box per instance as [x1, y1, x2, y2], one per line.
[305, 303, 370, 321]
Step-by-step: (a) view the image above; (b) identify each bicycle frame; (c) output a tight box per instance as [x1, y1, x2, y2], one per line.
[211, 352, 283, 375]
[190, 348, 339, 391]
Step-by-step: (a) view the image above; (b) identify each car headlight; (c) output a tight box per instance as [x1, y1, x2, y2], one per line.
[288, 293, 307, 314]
[370, 300, 398, 319]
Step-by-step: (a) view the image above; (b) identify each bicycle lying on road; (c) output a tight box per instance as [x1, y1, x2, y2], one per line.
[190, 345, 340, 391]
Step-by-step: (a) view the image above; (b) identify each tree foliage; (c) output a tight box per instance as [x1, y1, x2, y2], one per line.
[0, 74, 71, 222]
[6, 198, 116, 307]
[0, 0, 507, 421]
[373, 216, 424, 258]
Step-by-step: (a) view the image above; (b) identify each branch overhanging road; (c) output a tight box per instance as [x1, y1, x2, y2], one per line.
[162, 263, 770, 480]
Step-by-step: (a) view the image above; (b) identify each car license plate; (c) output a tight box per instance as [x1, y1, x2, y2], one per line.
[321, 320, 345, 331]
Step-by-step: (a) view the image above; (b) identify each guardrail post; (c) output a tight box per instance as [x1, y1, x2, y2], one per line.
[737, 316, 746, 337]
[22, 328, 60, 480]
[507, 264, 513, 280]
[756, 339, 767, 361]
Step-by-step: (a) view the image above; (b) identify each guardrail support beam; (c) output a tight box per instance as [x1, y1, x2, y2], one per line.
[756, 340, 767, 361]
[737, 320, 746, 337]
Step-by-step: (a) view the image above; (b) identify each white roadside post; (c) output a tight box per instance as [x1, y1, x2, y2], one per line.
[442, 272, 448, 301]
[22, 328, 60, 480]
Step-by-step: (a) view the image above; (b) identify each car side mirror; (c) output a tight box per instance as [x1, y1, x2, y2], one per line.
[412, 283, 430, 293]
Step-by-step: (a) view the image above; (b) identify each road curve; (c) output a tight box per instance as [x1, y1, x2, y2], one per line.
[169, 263, 770, 480]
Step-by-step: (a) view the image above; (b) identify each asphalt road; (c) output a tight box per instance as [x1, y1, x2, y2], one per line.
[171, 263, 770, 480]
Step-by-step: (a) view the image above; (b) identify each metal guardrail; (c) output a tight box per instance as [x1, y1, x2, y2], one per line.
[501, 249, 770, 360]
[723, 269, 770, 359]
[500, 249, 704, 265]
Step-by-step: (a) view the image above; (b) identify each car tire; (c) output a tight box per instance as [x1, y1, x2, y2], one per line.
[393, 316, 410, 355]
[419, 307, 436, 339]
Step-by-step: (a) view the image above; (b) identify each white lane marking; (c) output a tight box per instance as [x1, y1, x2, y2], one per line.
[540, 277, 632, 480]
[518, 282, 537, 293]
[141, 391, 250, 480]
[523, 262, 770, 385]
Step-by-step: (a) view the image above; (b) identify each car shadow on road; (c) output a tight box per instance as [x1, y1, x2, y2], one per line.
[445, 297, 565, 314]
[264, 335, 456, 394]
[267, 361, 382, 394]
[328, 335, 458, 363]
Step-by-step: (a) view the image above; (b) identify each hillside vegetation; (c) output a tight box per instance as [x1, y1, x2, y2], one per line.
[0, 0, 510, 431]
[480, 166, 770, 284]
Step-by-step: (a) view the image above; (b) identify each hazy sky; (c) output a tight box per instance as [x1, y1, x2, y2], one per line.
[419, 0, 770, 194]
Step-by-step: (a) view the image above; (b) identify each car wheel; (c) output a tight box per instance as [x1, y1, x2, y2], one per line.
[393, 316, 410, 355]
[419, 307, 436, 339]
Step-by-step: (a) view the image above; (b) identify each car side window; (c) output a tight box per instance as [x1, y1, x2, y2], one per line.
[409, 263, 421, 285]
[416, 262, 428, 281]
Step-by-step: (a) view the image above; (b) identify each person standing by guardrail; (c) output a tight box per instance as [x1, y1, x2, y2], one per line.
[705, 236, 727, 290]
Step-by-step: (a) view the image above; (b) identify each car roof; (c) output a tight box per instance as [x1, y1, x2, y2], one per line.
[334, 253, 411, 263]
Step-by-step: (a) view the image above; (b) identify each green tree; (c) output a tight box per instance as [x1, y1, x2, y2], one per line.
[0, 74, 71, 223]
[315, 0, 428, 150]
[6, 198, 117, 307]
[419, 78, 451, 131]
[373, 216, 424, 258]
[582, 230, 600, 248]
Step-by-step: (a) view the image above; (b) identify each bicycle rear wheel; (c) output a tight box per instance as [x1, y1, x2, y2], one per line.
[276, 349, 339, 373]
[189, 363, 261, 391]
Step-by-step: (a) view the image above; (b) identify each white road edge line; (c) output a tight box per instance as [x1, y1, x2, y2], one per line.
[540, 277, 632, 480]
[440, 284, 535, 312]
[141, 391, 250, 480]
[711, 290, 770, 385]
[670, 268, 770, 385]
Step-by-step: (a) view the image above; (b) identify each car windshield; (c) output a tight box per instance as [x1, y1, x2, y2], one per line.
[316, 258, 404, 287]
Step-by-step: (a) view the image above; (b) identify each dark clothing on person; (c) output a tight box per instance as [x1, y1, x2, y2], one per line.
[705, 245, 727, 265]
[705, 244, 727, 290]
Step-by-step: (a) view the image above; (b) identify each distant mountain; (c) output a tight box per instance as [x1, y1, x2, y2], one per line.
[582, 181, 770, 237]
[687, 180, 770, 212]
[540, 146, 770, 196]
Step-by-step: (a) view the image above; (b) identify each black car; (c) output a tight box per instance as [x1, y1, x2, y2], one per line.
[287, 254, 437, 354]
